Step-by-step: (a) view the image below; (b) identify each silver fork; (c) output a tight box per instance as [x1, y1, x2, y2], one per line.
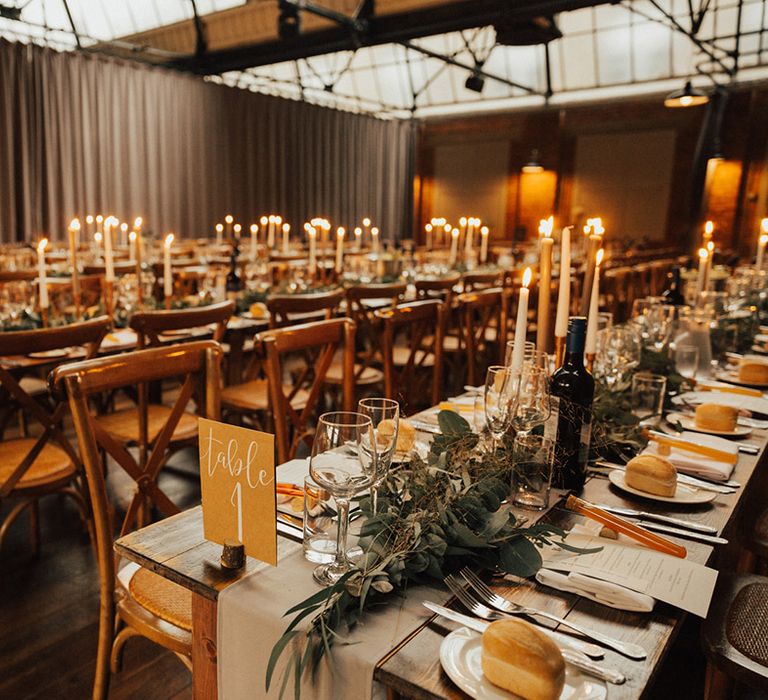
[443, 576, 626, 685]
[458, 568, 647, 660]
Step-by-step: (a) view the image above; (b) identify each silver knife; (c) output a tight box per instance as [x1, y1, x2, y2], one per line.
[422, 602, 603, 659]
[423, 603, 625, 684]
[635, 520, 728, 545]
[595, 504, 718, 534]
[594, 461, 738, 493]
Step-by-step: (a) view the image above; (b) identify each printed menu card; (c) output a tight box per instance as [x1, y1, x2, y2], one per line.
[198, 418, 277, 566]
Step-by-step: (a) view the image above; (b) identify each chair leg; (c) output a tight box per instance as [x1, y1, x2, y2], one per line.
[0, 499, 35, 554]
[703, 662, 733, 700]
[110, 625, 140, 674]
[175, 652, 193, 672]
[93, 601, 116, 700]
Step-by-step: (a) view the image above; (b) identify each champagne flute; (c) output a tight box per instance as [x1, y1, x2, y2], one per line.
[309, 412, 376, 586]
[484, 366, 517, 453]
[357, 397, 399, 514]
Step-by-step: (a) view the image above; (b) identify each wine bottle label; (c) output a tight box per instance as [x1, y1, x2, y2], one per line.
[579, 417, 593, 464]
[544, 396, 560, 442]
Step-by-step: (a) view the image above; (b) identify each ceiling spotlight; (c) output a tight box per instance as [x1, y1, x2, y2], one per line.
[521, 149, 544, 174]
[664, 81, 709, 108]
[465, 71, 485, 94]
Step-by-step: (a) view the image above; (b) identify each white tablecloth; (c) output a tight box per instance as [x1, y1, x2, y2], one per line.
[217, 459, 448, 700]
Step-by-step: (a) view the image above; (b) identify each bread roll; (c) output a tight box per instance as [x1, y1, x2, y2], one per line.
[377, 418, 416, 454]
[625, 454, 677, 497]
[695, 403, 738, 432]
[481, 619, 565, 700]
[738, 360, 768, 385]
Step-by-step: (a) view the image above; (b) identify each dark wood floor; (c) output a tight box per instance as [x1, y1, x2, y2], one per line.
[0, 450, 198, 700]
[1, 447, 766, 699]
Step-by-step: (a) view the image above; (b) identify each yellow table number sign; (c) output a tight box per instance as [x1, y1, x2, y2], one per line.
[198, 418, 277, 566]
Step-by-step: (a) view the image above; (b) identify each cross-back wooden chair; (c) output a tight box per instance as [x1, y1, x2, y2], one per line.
[129, 299, 235, 348]
[52, 341, 222, 699]
[260, 317, 356, 464]
[462, 271, 503, 292]
[459, 287, 510, 386]
[324, 282, 407, 394]
[92, 301, 234, 480]
[0, 316, 111, 554]
[414, 274, 460, 304]
[376, 300, 446, 413]
[267, 288, 344, 329]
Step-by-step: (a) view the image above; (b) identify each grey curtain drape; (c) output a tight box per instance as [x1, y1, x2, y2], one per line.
[0, 39, 416, 243]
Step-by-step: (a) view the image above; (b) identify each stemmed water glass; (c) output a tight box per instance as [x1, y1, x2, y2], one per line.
[594, 327, 641, 391]
[484, 366, 517, 453]
[309, 412, 377, 586]
[511, 364, 550, 437]
[357, 398, 399, 514]
[674, 345, 700, 381]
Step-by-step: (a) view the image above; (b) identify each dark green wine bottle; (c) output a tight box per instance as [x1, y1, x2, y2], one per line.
[551, 317, 595, 492]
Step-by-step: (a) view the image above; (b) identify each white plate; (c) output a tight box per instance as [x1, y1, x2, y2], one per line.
[608, 470, 716, 505]
[439, 627, 607, 700]
[714, 369, 768, 389]
[28, 348, 70, 359]
[665, 411, 752, 438]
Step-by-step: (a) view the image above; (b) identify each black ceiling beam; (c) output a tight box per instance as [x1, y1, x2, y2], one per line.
[170, 0, 607, 74]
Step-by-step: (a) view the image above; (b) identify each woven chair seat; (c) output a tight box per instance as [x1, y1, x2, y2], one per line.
[128, 566, 192, 632]
[727, 582, 768, 665]
[393, 346, 435, 367]
[324, 360, 383, 386]
[0, 438, 74, 491]
[753, 508, 768, 560]
[222, 379, 309, 412]
[95, 405, 199, 444]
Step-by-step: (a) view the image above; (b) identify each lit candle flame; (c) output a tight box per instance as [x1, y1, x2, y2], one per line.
[337, 227, 345, 237]
[460, 216, 467, 226]
[444, 224, 451, 233]
[762, 218, 768, 233]
[596, 248, 605, 266]
[165, 233, 175, 248]
[481, 226, 489, 235]
[539, 215, 554, 237]
[133, 217, 143, 229]
[706, 240, 714, 253]
[120, 222, 128, 233]
[85, 215, 94, 225]
[94, 232, 102, 243]
[216, 223, 223, 233]
[282, 223, 290, 233]
[761, 234, 768, 245]
[698, 247, 708, 260]
[234, 223, 242, 233]
[371, 227, 379, 236]
[705, 220, 714, 235]
[96, 215, 103, 224]
[250, 224, 258, 234]
[362, 217, 371, 227]
[260, 216, 268, 226]
[425, 223, 433, 232]
[354, 227, 362, 236]
[69, 218, 81, 231]
[37, 238, 48, 254]
[129, 231, 137, 242]
[451, 228, 459, 239]
[225, 215, 233, 224]
[522, 267, 532, 288]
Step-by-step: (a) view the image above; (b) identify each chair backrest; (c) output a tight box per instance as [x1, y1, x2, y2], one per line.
[129, 300, 235, 348]
[0, 316, 111, 497]
[0, 269, 38, 283]
[414, 275, 460, 304]
[267, 288, 344, 329]
[258, 317, 356, 464]
[458, 288, 509, 386]
[375, 300, 445, 412]
[346, 282, 407, 363]
[83, 261, 137, 276]
[53, 340, 222, 540]
[462, 271, 502, 292]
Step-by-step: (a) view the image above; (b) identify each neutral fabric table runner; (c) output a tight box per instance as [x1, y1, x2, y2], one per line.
[217, 459, 448, 700]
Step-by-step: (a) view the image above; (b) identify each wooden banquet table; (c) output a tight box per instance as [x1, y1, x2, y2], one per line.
[114, 397, 768, 700]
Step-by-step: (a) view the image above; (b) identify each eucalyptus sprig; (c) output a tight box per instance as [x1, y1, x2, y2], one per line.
[266, 411, 596, 698]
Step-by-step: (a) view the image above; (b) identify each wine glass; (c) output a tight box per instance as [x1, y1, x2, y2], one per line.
[511, 365, 551, 437]
[594, 327, 641, 391]
[309, 412, 377, 586]
[645, 304, 675, 351]
[505, 340, 535, 367]
[484, 366, 517, 453]
[674, 344, 699, 381]
[357, 398, 399, 514]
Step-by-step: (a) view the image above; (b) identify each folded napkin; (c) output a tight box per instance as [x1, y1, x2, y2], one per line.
[536, 569, 655, 612]
[643, 431, 738, 481]
[537, 523, 655, 612]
